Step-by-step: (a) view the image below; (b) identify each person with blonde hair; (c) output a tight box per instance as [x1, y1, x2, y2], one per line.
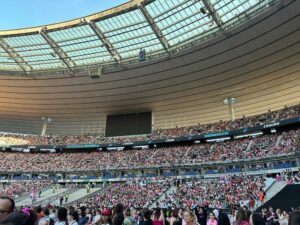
[183, 209, 199, 225]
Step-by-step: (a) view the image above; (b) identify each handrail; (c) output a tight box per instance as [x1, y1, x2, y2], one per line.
[64, 185, 108, 207]
[32, 187, 80, 207]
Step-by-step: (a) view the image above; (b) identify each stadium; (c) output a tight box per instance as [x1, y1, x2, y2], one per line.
[0, 0, 299, 224]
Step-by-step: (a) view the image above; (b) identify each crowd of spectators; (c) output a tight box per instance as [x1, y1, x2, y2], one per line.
[152, 103, 300, 139]
[0, 128, 299, 172]
[0, 180, 48, 199]
[64, 175, 264, 211]
[79, 178, 173, 208]
[0, 104, 299, 146]
[2, 198, 300, 225]
[0, 175, 300, 225]
[161, 175, 264, 210]
[275, 169, 300, 184]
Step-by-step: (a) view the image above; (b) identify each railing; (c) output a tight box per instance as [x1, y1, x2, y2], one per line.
[64, 185, 109, 207]
[31, 187, 80, 207]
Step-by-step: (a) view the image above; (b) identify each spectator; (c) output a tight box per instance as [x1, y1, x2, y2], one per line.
[1, 211, 35, 225]
[207, 212, 217, 225]
[183, 209, 198, 225]
[218, 213, 230, 225]
[152, 208, 164, 225]
[250, 213, 265, 225]
[112, 203, 124, 225]
[91, 209, 101, 225]
[141, 208, 153, 225]
[0, 196, 15, 223]
[195, 206, 207, 225]
[99, 208, 113, 225]
[234, 209, 249, 225]
[123, 208, 135, 225]
[78, 207, 88, 225]
[68, 210, 79, 225]
[55, 207, 68, 225]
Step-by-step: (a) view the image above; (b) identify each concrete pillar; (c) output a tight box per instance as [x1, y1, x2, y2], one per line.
[223, 97, 236, 121]
[41, 117, 52, 136]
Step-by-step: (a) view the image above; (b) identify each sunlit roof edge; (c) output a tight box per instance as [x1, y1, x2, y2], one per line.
[0, 0, 151, 37]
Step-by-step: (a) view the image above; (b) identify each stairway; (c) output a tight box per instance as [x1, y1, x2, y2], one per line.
[150, 185, 176, 208]
[53, 187, 102, 206]
[14, 185, 53, 203]
[246, 140, 254, 151]
[275, 135, 283, 147]
[16, 187, 67, 206]
[264, 181, 287, 202]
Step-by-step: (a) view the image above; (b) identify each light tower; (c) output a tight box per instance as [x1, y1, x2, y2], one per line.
[41, 117, 52, 136]
[223, 97, 236, 121]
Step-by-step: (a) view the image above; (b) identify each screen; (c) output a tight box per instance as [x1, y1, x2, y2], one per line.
[105, 112, 152, 137]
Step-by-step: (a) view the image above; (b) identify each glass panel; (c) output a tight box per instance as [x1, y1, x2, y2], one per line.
[97, 9, 164, 60]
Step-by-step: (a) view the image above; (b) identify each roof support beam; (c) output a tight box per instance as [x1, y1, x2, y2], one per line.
[39, 27, 76, 73]
[201, 0, 225, 33]
[0, 38, 32, 74]
[88, 21, 121, 63]
[138, 3, 171, 52]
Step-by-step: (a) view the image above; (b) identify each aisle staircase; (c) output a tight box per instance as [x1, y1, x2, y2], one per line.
[264, 181, 287, 202]
[58, 187, 103, 206]
[149, 185, 176, 208]
[16, 187, 67, 206]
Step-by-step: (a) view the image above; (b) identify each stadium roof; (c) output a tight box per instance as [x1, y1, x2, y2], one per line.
[0, 0, 299, 135]
[0, 0, 280, 76]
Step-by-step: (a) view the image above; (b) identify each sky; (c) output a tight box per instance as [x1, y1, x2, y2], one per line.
[0, 0, 129, 30]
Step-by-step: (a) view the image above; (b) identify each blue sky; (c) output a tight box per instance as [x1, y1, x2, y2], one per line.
[0, 0, 128, 30]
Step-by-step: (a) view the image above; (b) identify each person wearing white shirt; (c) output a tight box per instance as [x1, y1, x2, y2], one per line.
[55, 207, 68, 225]
[92, 209, 102, 225]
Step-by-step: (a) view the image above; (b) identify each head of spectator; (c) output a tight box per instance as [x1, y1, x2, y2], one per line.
[195, 206, 206, 216]
[183, 209, 198, 225]
[114, 203, 124, 215]
[276, 209, 282, 217]
[57, 207, 68, 224]
[153, 208, 161, 220]
[34, 206, 43, 221]
[101, 208, 112, 225]
[250, 213, 265, 225]
[235, 208, 249, 225]
[172, 209, 179, 219]
[1, 211, 35, 225]
[0, 196, 15, 223]
[113, 203, 125, 225]
[124, 208, 131, 218]
[143, 208, 152, 221]
[245, 210, 252, 222]
[43, 208, 50, 217]
[68, 210, 79, 223]
[218, 212, 230, 225]
[78, 206, 86, 218]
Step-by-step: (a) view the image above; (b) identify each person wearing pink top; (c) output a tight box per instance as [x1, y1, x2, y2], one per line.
[152, 208, 165, 225]
[207, 213, 218, 225]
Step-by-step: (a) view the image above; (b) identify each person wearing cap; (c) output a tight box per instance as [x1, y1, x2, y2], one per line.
[98, 208, 112, 225]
